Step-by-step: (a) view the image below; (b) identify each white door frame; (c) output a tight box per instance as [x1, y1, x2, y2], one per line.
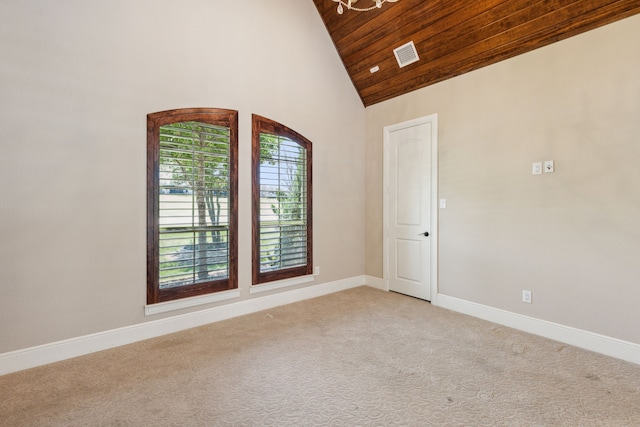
[383, 114, 438, 304]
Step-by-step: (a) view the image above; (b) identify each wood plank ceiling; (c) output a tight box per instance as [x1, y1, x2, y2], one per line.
[313, 0, 640, 106]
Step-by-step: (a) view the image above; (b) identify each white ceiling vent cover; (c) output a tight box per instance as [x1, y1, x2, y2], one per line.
[393, 41, 419, 68]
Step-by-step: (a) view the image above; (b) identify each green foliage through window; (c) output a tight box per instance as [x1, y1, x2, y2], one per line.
[158, 121, 230, 288]
[148, 109, 238, 304]
[252, 115, 312, 284]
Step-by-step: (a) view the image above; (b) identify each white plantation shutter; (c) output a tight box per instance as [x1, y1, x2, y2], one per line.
[158, 122, 231, 289]
[258, 135, 308, 273]
[252, 115, 312, 285]
[147, 109, 238, 304]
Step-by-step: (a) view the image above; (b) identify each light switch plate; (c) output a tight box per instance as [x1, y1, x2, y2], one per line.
[532, 162, 542, 175]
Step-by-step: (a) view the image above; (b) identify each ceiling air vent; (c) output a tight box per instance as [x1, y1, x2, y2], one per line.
[393, 41, 419, 68]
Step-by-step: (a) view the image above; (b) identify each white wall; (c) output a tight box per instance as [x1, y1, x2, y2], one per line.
[366, 14, 640, 345]
[0, 0, 366, 353]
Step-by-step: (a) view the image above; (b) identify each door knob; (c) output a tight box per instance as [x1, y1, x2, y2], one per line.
[418, 231, 429, 237]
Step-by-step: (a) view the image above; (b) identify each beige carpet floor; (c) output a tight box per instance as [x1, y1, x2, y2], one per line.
[1, 286, 640, 426]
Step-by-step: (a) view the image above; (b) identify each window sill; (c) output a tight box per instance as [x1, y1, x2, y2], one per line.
[145, 288, 240, 316]
[250, 274, 315, 294]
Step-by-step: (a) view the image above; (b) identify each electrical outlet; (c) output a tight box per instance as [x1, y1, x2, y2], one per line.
[522, 290, 532, 304]
[544, 160, 554, 173]
[314, 266, 320, 276]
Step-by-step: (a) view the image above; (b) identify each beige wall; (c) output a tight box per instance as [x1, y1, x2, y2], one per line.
[366, 14, 640, 344]
[0, 1, 366, 353]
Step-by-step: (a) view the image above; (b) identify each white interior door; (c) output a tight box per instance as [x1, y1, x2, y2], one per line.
[384, 115, 437, 301]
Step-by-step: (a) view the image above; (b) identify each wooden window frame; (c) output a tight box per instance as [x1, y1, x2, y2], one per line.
[252, 114, 313, 285]
[147, 108, 238, 304]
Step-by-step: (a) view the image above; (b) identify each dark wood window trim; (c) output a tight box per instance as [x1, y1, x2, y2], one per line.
[147, 108, 238, 304]
[252, 114, 313, 285]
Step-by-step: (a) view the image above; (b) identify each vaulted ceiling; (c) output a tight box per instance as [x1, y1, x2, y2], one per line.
[313, 0, 640, 106]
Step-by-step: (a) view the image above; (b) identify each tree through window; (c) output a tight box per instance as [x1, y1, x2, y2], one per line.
[252, 115, 312, 284]
[147, 108, 238, 304]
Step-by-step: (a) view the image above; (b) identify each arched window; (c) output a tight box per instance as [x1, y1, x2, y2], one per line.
[252, 115, 312, 284]
[147, 108, 238, 304]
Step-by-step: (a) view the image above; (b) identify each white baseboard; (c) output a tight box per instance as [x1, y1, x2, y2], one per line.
[0, 276, 366, 376]
[7, 281, 636, 376]
[437, 294, 640, 365]
[365, 275, 386, 291]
